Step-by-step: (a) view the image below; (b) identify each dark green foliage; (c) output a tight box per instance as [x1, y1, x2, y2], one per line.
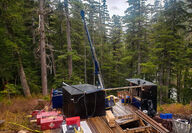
[0, 0, 192, 103]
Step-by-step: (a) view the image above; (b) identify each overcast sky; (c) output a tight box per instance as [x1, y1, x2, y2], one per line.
[106, 0, 155, 17]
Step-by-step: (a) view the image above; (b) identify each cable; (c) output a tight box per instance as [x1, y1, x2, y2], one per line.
[7, 122, 42, 133]
[91, 92, 97, 117]
[72, 93, 85, 103]
[84, 95, 88, 117]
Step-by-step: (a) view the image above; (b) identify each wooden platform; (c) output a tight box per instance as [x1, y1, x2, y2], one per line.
[113, 101, 139, 125]
[113, 101, 133, 117]
[86, 116, 124, 133]
[85, 101, 152, 133]
[62, 99, 169, 133]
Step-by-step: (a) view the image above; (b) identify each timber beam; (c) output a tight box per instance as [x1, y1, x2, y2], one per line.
[104, 86, 143, 91]
[126, 126, 151, 133]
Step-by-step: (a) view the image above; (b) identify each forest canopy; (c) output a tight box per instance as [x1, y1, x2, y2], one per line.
[0, 0, 192, 104]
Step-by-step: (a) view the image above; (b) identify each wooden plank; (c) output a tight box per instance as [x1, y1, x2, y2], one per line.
[106, 110, 115, 121]
[134, 96, 141, 101]
[88, 117, 113, 133]
[106, 110, 116, 127]
[86, 119, 99, 133]
[101, 116, 125, 133]
[104, 86, 142, 91]
[112, 124, 125, 133]
[126, 126, 151, 133]
[139, 119, 145, 126]
[80, 121, 92, 133]
[115, 114, 137, 120]
[115, 114, 139, 125]
[135, 110, 169, 133]
[117, 118, 139, 125]
[113, 101, 133, 117]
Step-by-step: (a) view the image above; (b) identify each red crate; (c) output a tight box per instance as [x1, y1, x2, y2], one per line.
[66, 116, 80, 127]
[32, 110, 45, 117]
[40, 115, 63, 130]
[36, 111, 58, 125]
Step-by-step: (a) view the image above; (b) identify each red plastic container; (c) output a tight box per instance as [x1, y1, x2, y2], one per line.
[32, 110, 45, 117]
[36, 111, 58, 125]
[40, 115, 63, 130]
[66, 116, 80, 127]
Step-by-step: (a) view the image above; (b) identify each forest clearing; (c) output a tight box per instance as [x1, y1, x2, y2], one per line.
[0, 0, 192, 133]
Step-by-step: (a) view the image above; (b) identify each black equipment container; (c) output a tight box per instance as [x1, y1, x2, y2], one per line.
[126, 78, 157, 117]
[62, 84, 105, 119]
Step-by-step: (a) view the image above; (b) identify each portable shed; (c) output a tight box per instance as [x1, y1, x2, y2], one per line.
[126, 78, 157, 116]
[62, 84, 105, 119]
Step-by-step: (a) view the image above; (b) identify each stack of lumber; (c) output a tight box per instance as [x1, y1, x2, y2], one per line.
[105, 110, 116, 127]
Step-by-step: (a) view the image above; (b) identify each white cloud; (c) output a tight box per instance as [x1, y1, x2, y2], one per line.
[106, 0, 155, 17]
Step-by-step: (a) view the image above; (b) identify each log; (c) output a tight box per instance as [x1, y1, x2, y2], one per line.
[104, 86, 142, 91]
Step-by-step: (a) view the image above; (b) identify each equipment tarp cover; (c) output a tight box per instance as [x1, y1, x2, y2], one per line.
[126, 78, 156, 86]
[62, 84, 100, 95]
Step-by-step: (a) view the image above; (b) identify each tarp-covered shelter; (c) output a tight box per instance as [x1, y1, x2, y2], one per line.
[126, 78, 157, 116]
[62, 84, 105, 118]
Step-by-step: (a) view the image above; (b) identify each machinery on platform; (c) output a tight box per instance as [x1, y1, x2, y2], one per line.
[65, 116, 83, 133]
[126, 78, 157, 117]
[80, 10, 115, 110]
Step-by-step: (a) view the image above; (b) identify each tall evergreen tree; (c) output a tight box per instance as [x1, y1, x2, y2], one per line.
[124, 0, 149, 76]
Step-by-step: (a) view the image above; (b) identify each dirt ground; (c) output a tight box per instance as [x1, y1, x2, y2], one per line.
[0, 96, 49, 133]
[157, 103, 192, 119]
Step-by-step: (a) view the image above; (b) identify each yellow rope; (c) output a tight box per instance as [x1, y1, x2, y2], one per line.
[7, 122, 42, 133]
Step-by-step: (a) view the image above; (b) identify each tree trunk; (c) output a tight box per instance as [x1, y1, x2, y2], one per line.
[50, 50, 56, 76]
[159, 65, 163, 105]
[64, 0, 72, 79]
[177, 69, 182, 103]
[137, 0, 141, 75]
[39, 0, 48, 95]
[32, 17, 36, 45]
[18, 54, 31, 97]
[138, 43, 141, 75]
[166, 63, 171, 99]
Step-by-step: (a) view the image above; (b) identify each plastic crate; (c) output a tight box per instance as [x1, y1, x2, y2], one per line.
[52, 90, 63, 108]
[40, 115, 63, 130]
[166, 113, 173, 119]
[66, 116, 80, 127]
[160, 113, 167, 119]
[36, 111, 58, 125]
[160, 113, 172, 119]
[121, 99, 125, 103]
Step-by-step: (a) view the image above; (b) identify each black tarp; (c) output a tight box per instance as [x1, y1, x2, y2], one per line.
[62, 84, 105, 119]
[126, 78, 156, 86]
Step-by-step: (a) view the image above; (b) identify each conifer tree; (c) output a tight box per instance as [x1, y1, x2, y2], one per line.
[124, 0, 149, 76]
